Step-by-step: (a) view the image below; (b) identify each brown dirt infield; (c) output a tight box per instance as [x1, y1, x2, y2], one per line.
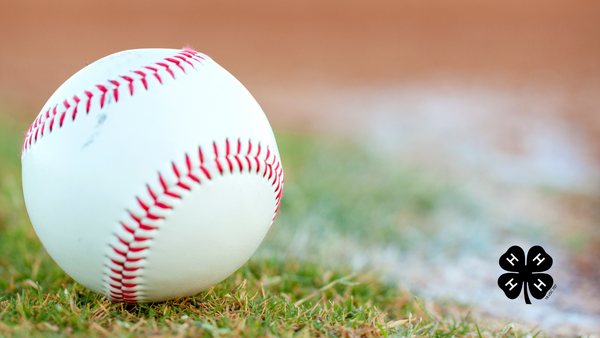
[1, 0, 599, 112]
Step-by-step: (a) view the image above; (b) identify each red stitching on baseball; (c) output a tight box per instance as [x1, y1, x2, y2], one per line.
[104, 139, 283, 302]
[174, 55, 195, 68]
[84, 91, 93, 113]
[63, 100, 71, 122]
[181, 49, 206, 63]
[177, 182, 191, 190]
[59, 110, 67, 128]
[199, 147, 211, 179]
[97, 85, 108, 108]
[113, 247, 126, 256]
[164, 191, 181, 199]
[214, 142, 224, 175]
[128, 211, 141, 224]
[121, 223, 135, 234]
[120, 76, 135, 95]
[146, 213, 161, 220]
[22, 49, 205, 153]
[137, 197, 149, 211]
[234, 139, 243, 171]
[109, 80, 120, 102]
[245, 140, 253, 171]
[255, 144, 261, 173]
[158, 174, 168, 190]
[156, 62, 175, 79]
[133, 71, 148, 90]
[147, 185, 157, 201]
[144, 66, 162, 84]
[165, 58, 185, 73]
[225, 139, 233, 172]
[72, 95, 81, 120]
[172, 162, 180, 178]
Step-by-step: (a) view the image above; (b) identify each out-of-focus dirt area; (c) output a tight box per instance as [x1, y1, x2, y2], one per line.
[1, 0, 599, 333]
[1, 0, 599, 124]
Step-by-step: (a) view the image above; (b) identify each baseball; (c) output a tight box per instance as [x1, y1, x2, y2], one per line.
[21, 48, 284, 303]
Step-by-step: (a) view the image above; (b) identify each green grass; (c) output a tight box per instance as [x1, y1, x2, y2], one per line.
[275, 133, 451, 246]
[0, 111, 533, 337]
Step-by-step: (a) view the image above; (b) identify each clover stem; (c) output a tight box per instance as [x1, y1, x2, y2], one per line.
[524, 283, 531, 304]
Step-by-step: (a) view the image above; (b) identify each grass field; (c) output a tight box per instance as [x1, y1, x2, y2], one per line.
[0, 111, 533, 337]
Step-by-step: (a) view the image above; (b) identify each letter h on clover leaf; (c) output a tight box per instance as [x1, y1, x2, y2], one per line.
[498, 245, 554, 304]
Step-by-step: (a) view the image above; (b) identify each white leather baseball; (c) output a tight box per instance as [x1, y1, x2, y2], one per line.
[21, 48, 283, 303]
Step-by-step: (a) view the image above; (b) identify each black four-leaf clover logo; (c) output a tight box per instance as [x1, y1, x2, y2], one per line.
[498, 245, 554, 304]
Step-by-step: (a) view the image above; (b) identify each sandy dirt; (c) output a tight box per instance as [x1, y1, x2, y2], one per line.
[0, 1, 599, 112]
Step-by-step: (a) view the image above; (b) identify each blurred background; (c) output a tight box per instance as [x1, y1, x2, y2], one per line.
[1, 0, 599, 334]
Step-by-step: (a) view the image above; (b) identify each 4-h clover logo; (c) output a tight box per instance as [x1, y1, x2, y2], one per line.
[498, 245, 554, 304]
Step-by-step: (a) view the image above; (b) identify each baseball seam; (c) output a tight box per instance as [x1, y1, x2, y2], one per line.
[104, 138, 283, 302]
[21, 48, 205, 154]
